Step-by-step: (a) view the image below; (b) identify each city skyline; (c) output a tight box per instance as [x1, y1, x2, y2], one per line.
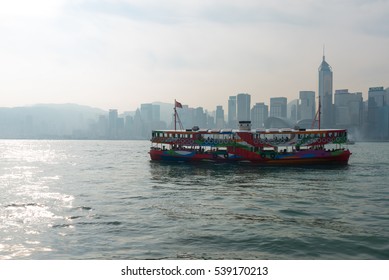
[0, 83, 388, 141]
[1, 1, 389, 112]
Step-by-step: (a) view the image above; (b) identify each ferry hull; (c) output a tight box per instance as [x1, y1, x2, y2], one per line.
[149, 149, 351, 165]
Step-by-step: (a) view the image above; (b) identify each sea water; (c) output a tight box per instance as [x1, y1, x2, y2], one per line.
[0, 140, 388, 259]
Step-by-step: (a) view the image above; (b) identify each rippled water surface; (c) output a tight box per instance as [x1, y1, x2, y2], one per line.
[0, 140, 388, 259]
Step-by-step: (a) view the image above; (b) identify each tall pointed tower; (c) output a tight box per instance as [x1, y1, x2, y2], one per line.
[318, 50, 333, 128]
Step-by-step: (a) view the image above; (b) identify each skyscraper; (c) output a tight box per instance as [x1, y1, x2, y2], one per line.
[288, 99, 299, 122]
[367, 86, 388, 139]
[299, 91, 316, 120]
[215, 105, 225, 129]
[251, 102, 268, 128]
[140, 103, 160, 123]
[237, 93, 251, 122]
[194, 107, 207, 128]
[270, 97, 287, 118]
[318, 53, 333, 127]
[334, 89, 363, 127]
[140, 103, 153, 122]
[228, 96, 237, 128]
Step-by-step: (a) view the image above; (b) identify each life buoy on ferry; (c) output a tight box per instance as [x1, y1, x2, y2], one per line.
[261, 153, 266, 159]
[224, 153, 228, 159]
[270, 153, 276, 159]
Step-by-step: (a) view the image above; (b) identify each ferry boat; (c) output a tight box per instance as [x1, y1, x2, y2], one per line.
[149, 121, 352, 165]
[149, 100, 351, 165]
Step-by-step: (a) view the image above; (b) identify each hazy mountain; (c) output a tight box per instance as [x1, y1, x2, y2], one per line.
[0, 103, 106, 139]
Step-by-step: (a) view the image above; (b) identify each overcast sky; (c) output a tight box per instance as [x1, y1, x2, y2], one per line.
[1, 0, 388, 112]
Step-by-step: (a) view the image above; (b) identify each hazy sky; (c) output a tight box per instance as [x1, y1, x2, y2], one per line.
[1, 0, 388, 112]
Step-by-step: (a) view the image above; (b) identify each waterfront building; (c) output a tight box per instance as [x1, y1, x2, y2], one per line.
[288, 99, 299, 122]
[194, 107, 207, 128]
[177, 105, 193, 129]
[270, 97, 287, 118]
[299, 91, 316, 120]
[140, 103, 160, 123]
[368, 86, 389, 139]
[228, 96, 237, 128]
[334, 89, 363, 128]
[140, 103, 153, 122]
[251, 102, 268, 128]
[237, 93, 251, 122]
[215, 105, 225, 129]
[140, 103, 162, 137]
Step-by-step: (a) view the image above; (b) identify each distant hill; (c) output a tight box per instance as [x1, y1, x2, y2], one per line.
[0, 104, 106, 139]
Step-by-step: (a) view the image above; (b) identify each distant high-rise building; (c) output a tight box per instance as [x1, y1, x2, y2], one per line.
[334, 89, 363, 128]
[237, 93, 251, 122]
[140, 103, 161, 137]
[318, 53, 333, 127]
[228, 96, 237, 128]
[140, 104, 153, 122]
[367, 86, 388, 139]
[98, 114, 108, 138]
[140, 103, 160, 122]
[288, 99, 299, 122]
[215, 105, 225, 129]
[194, 107, 207, 128]
[251, 103, 268, 128]
[299, 91, 316, 120]
[270, 97, 287, 118]
[207, 111, 215, 128]
[152, 105, 160, 122]
[108, 109, 118, 139]
[178, 105, 193, 129]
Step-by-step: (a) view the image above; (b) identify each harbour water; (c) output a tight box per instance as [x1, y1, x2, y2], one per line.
[0, 140, 388, 259]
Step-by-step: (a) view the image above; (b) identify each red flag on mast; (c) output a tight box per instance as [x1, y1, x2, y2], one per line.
[175, 100, 183, 108]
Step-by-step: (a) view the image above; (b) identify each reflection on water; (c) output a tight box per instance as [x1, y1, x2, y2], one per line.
[0, 141, 74, 259]
[149, 160, 349, 189]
